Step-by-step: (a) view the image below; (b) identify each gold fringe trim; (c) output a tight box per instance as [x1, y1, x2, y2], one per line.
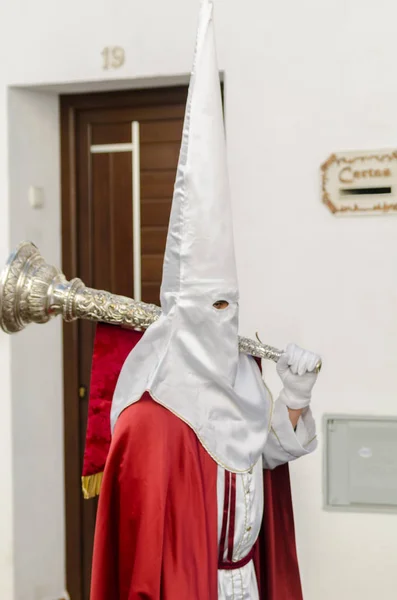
[82, 471, 104, 499]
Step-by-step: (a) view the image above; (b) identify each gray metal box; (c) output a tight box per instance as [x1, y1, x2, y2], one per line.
[324, 415, 397, 513]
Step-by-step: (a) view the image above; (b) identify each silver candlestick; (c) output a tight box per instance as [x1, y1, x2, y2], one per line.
[0, 241, 320, 369]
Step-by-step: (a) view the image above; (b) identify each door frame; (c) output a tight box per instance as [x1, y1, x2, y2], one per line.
[60, 86, 189, 599]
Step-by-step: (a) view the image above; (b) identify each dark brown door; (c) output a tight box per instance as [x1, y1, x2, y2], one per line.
[61, 87, 188, 600]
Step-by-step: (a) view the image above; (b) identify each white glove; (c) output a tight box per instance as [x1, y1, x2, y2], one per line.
[276, 343, 321, 410]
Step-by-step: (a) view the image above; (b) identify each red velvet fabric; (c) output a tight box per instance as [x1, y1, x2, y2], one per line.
[86, 323, 304, 599]
[83, 324, 143, 478]
[91, 395, 218, 600]
[254, 468, 304, 600]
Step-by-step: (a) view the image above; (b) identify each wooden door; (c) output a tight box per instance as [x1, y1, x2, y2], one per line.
[61, 87, 188, 600]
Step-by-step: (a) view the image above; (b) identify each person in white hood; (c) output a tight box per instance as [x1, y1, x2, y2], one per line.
[90, 2, 321, 599]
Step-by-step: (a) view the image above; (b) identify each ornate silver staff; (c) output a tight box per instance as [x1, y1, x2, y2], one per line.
[0, 241, 321, 369]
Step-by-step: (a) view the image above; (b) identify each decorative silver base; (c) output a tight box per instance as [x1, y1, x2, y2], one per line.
[0, 241, 286, 363]
[0, 242, 61, 333]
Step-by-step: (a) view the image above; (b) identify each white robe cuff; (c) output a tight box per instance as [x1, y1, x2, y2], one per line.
[262, 399, 317, 470]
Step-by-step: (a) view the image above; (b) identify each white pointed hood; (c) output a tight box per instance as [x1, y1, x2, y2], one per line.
[111, 0, 270, 472]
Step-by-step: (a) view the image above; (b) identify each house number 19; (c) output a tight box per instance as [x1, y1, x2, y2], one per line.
[102, 47, 125, 70]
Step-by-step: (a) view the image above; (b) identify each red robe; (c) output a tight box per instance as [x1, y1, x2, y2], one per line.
[84, 324, 303, 600]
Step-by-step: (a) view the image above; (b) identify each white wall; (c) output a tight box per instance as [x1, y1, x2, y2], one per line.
[0, 0, 396, 598]
[0, 84, 14, 600]
[8, 89, 64, 600]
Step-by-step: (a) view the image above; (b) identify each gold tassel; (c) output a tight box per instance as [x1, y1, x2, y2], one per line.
[81, 471, 104, 499]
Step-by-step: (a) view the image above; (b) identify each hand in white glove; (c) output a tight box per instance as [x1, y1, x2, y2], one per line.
[276, 343, 321, 410]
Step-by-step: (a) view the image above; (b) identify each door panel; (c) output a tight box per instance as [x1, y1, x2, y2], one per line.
[61, 86, 188, 600]
[141, 170, 176, 199]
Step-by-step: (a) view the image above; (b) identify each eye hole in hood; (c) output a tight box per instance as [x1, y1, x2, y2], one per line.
[212, 300, 229, 310]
